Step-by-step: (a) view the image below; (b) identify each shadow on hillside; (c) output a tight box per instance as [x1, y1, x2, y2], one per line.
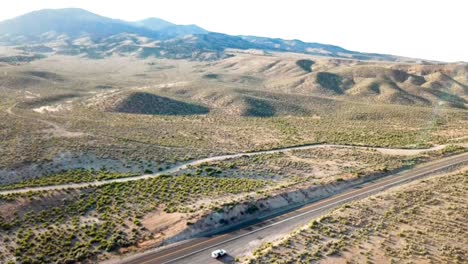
[114, 92, 210, 115]
[296, 59, 314, 73]
[240, 95, 310, 117]
[242, 96, 276, 117]
[316, 72, 344, 94]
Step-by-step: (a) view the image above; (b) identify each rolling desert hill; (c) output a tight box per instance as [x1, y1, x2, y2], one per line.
[111, 92, 210, 116]
[189, 54, 467, 110]
[1, 54, 467, 119]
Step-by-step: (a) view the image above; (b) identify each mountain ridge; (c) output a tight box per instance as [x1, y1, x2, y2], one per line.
[134, 17, 208, 36]
[0, 8, 441, 62]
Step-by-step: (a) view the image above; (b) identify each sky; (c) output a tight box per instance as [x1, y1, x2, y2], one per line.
[1, 0, 467, 62]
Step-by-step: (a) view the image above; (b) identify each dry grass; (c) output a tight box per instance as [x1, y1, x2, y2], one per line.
[0, 175, 270, 263]
[246, 169, 468, 264]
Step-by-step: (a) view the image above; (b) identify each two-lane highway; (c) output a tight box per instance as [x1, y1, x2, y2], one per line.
[112, 152, 468, 264]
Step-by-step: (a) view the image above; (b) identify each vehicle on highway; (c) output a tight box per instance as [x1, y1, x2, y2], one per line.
[211, 249, 226, 258]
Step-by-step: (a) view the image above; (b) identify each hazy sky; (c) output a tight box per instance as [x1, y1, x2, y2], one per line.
[1, 0, 467, 62]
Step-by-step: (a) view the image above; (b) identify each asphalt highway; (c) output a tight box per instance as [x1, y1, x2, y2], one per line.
[115, 152, 468, 264]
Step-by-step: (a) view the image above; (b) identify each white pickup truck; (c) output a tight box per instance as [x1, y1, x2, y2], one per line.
[211, 249, 226, 258]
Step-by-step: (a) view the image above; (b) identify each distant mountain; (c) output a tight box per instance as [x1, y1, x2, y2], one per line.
[133, 18, 175, 31]
[240, 36, 400, 61]
[143, 33, 407, 61]
[134, 18, 208, 37]
[0, 8, 427, 62]
[0, 8, 162, 40]
[135, 33, 260, 60]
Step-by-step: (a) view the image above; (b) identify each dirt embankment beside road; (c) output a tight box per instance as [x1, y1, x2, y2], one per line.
[164, 164, 413, 244]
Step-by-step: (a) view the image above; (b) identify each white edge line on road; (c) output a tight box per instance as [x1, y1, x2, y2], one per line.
[159, 160, 465, 264]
